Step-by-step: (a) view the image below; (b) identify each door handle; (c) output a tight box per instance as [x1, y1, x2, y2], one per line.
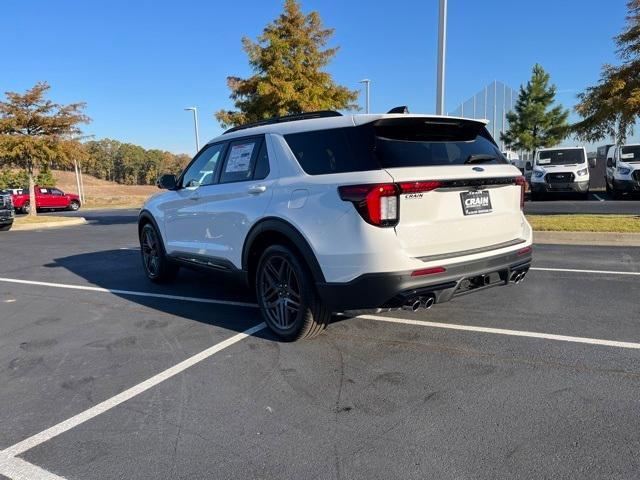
[248, 185, 267, 195]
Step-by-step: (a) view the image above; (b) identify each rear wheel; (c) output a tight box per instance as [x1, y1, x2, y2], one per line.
[140, 223, 179, 283]
[256, 244, 330, 341]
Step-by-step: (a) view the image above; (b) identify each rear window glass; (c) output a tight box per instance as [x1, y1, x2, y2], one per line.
[537, 149, 585, 165]
[284, 119, 504, 175]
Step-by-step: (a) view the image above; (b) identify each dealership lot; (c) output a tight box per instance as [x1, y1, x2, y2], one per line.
[1, 209, 639, 479]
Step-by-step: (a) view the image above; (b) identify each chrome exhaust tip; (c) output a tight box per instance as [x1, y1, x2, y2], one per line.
[402, 298, 421, 312]
[420, 296, 435, 310]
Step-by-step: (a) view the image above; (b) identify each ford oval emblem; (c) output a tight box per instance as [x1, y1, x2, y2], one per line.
[472, 167, 485, 172]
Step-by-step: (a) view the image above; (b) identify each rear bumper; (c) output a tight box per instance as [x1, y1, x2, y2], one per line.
[316, 248, 532, 311]
[530, 180, 589, 193]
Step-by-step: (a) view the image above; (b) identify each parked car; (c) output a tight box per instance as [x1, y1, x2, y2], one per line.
[11, 187, 81, 214]
[502, 150, 524, 171]
[138, 110, 532, 341]
[605, 144, 640, 199]
[529, 147, 594, 200]
[0, 190, 15, 231]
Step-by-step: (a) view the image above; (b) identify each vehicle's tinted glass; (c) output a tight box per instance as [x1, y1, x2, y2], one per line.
[621, 145, 640, 162]
[537, 149, 585, 165]
[51, 188, 64, 196]
[284, 119, 504, 175]
[181, 143, 226, 188]
[253, 141, 270, 180]
[220, 137, 262, 183]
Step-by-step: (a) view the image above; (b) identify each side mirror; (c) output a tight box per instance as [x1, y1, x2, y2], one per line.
[606, 158, 613, 168]
[525, 161, 532, 171]
[157, 174, 177, 190]
[588, 158, 597, 168]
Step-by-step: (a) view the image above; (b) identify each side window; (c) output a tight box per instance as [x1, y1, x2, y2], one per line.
[253, 140, 270, 180]
[220, 137, 262, 183]
[51, 188, 64, 196]
[181, 143, 226, 188]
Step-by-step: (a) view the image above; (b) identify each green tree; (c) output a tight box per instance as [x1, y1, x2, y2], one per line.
[501, 64, 569, 155]
[0, 82, 89, 216]
[573, 1, 640, 143]
[35, 165, 56, 187]
[0, 170, 28, 190]
[215, 0, 359, 128]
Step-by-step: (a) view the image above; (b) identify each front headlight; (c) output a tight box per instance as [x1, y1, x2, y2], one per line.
[576, 168, 588, 176]
[533, 169, 545, 178]
[618, 167, 631, 175]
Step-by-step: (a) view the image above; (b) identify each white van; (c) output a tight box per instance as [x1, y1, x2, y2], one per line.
[605, 144, 640, 199]
[529, 147, 591, 200]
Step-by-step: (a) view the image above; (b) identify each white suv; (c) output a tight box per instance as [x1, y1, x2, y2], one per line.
[605, 144, 640, 198]
[139, 111, 532, 340]
[529, 147, 591, 200]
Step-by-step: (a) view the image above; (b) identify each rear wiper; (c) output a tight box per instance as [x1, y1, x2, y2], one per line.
[465, 154, 497, 164]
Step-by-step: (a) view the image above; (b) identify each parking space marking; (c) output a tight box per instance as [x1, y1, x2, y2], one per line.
[530, 267, 640, 276]
[0, 277, 259, 308]
[593, 193, 605, 201]
[360, 315, 640, 349]
[0, 322, 265, 462]
[0, 453, 65, 480]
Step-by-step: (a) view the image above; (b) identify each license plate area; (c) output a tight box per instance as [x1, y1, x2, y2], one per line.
[460, 190, 492, 215]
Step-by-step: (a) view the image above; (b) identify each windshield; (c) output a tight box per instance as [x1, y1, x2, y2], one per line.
[284, 118, 505, 175]
[620, 145, 640, 162]
[537, 149, 585, 166]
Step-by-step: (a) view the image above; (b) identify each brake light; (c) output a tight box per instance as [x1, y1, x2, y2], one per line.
[338, 183, 399, 227]
[398, 180, 442, 193]
[411, 266, 446, 277]
[515, 176, 526, 210]
[517, 245, 532, 256]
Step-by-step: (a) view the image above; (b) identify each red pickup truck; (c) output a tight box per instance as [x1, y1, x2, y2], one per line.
[12, 187, 81, 214]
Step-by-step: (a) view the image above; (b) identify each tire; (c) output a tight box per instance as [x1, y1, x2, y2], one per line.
[256, 244, 330, 341]
[139, 223, 179, 283]
[530, 191, 541, 202]
[580, 190, 590, 200]
[22, 201, 30, 214]
[0, 223, 11, 231]
[68, 200, 80, 211]
[612, 187, 624, 200]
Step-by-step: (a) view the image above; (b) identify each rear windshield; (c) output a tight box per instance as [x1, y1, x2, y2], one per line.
[621, 145, 640, 162]
[537, 149, 585, 165]
[284, 119, 504, 175]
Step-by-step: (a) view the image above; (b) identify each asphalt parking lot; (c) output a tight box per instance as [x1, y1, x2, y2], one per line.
[1, 209, 639, 479]
[524, 192, 640, 215]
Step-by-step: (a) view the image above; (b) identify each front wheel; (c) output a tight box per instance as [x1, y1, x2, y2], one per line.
[256, 245, 330, 341]
[139, 223, 179, 283]
[68, 200, 80, 211]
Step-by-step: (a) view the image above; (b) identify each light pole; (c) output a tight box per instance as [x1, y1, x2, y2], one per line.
[184, 107, 200, 153]
[359, 79, 371, 114]
[436, 0, 448, 115]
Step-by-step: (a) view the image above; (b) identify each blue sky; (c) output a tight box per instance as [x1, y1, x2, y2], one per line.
[0, 0, 629, 154]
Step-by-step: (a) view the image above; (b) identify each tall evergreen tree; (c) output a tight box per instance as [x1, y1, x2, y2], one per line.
[215, 0, 359, 128]
[573, 0, 640, 143]
[501, 64, 569, 155]
[0, 82, 89, 216]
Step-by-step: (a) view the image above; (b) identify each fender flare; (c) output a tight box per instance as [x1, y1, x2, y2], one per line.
[242, 217, 325, 284]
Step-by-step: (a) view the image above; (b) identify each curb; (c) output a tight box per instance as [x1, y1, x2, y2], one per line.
[534, 231, 640, 246]
[9, 217, 87, 231]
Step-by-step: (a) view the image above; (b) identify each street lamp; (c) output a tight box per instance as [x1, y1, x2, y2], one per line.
[436, 0, 448, 115]
[184, 107, 200, 152]
[358, 79, 371, 114]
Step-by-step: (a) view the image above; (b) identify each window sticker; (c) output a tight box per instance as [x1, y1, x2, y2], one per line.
[538, 158, 551, 165]
[621, 152, 635, 159]
[40, 188, 47, 193]
[225, 143, 255, 173]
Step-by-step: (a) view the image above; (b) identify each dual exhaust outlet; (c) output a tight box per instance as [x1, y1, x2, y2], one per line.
[510, 269, 528, 284]
[402, 294, 436, 312]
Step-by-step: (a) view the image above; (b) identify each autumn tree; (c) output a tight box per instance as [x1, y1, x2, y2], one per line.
[215, 0, 359, 128]
[501, 64, 569, 155]
[573, 0, 640, 143]
[0, 82, 89, 216]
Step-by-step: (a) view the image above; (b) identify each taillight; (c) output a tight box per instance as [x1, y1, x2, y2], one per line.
[515, 176, 526, 210]
[338, 183, 399, 227]
[398, 180, 442, 193]
[411, 266, 446, 277]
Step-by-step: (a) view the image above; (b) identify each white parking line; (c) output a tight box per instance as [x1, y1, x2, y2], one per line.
[0, 277, 259, 308]
[0, 453, 65, 480]
[593, 193, 605, 201]
[0, 322, 266, 479]
[530, 267, 640, 276]
[360, 315, 640, 349]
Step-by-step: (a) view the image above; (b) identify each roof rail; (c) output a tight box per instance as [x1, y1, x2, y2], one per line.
[223, 110, 342, 134]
